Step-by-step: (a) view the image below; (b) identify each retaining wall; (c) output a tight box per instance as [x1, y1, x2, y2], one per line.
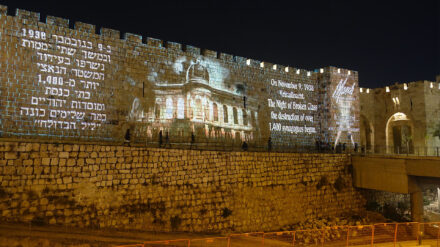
[0, 141, 365, 232]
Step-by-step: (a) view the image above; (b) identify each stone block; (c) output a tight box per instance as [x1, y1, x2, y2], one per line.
[50, 158, 59, 165]
[59, 152, 69, 158]
[40, 198, 48, 205]
[59, 159, 67, 166]
[62, 177, 72, 184]
[86, 158, 95, 165]
[23, 159, 33, 166]
[24, 167, 33, 175]
[5, 152, 17, 159]
[67, 159, 76, 166]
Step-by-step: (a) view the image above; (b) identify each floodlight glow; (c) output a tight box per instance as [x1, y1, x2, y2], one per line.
[337, 68, 341, 73]
[260, 62, 264, 68]
[430, 82, 433, 88]
[296, 69, 300, 74]
[404, 83, 408, 90]
[273, 64, 277, 70]
[360, 88, 363, 93]
[386, 86, 390, 92]
[307, 71, 311, 77]
[393, 112, 409, 121]
[366, 88, 370, 93]
[348, 70, 351, 75]
[285, 67, 289, 72]
[246, 59, 251, 66]
[320, 68, 324, 73]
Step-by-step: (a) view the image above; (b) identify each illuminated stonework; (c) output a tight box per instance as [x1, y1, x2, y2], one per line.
[0, 6, 360, 148]
[359, 80, 440, 154]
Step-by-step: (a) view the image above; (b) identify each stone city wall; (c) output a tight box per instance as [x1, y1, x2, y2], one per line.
[0, 141, 365, 232]
[359, 81, 440, 154]
[0, 5, 360, 150]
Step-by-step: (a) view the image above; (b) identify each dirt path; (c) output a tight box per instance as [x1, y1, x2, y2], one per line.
[0, 223, 220, 247]
[0, 213, 436, 247]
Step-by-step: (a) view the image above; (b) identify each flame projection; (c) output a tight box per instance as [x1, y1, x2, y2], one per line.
[320, 71, 360, 147]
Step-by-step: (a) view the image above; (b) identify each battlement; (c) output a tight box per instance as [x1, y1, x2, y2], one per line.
[0, 4, 361, 147]
[359, 80, 440, 94]
[0, 4, 357, 77]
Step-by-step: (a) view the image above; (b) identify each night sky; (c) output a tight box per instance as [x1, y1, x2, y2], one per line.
[0, 0, 438, 88]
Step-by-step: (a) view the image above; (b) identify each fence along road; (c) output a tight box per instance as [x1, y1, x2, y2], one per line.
[117, 221, 440, 247]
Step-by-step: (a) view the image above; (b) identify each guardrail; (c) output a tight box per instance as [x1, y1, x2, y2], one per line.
[134, 137, 440, 156]
[117, 222, 440, 247]
[360, 145, 440, 157]
[137, 135, 440, 156]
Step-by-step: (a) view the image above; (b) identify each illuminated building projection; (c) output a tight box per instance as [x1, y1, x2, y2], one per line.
[129, 55, 260, 144]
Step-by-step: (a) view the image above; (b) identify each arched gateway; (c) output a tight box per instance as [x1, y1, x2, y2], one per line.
[385, 112, 414, 154]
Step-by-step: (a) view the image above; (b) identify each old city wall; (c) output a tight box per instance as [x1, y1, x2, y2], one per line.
[359, 81, 440, 153]
[0, 141, 365, 232]
[0, 6, 359, 150]
[424, 82, 440, 148]
[0, 5, 366, 233]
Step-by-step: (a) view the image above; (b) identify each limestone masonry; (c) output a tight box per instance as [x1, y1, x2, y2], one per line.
[0, 142, 365, 232]
[359, 80, 440, 155]
[0, 5, 360, 149]
[0, 5, 367, 232]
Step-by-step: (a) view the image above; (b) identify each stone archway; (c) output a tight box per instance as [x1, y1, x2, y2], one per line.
[360, 114, 374, 152]
[385, 112, 414, 154]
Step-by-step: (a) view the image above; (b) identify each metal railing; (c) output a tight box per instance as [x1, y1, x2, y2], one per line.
[132, 135, 361, 154]
[117, 222, 440, 247]
[359, 145, 440, 157]
[136, 138, 440, 157]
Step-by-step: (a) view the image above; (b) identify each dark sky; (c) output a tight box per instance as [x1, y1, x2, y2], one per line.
[0, 0, 438, 88]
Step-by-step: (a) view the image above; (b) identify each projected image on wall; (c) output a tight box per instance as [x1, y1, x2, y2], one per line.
[0, 18, 355, 148]
[127, 55, 260, 144]
[328, 74, 360, 147]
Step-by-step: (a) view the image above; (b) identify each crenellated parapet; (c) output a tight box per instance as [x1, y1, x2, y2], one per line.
[0, 4, 359, 148]
[0, 4, 359, 77]
[359, 80, 440, 95]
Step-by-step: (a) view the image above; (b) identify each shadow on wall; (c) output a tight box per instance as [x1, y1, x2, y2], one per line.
[362, 189, 411, 222]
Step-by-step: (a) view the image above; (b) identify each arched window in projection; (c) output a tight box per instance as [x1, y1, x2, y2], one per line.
[233, 107, 238, 125]
[223, 105, 228, 123]
[242, 109, 248, 126]
[204, 100, 210, 121]
[155, 103, 161, 120]
[235, 131, 241, 142]
[213, 103, 218, 122]
[177, 98, 185, 119]
[195, 98, 202, 119]
[251, 111, 256, 127]
[188, 99, 194, 119]
[165, 98, 173, 119]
